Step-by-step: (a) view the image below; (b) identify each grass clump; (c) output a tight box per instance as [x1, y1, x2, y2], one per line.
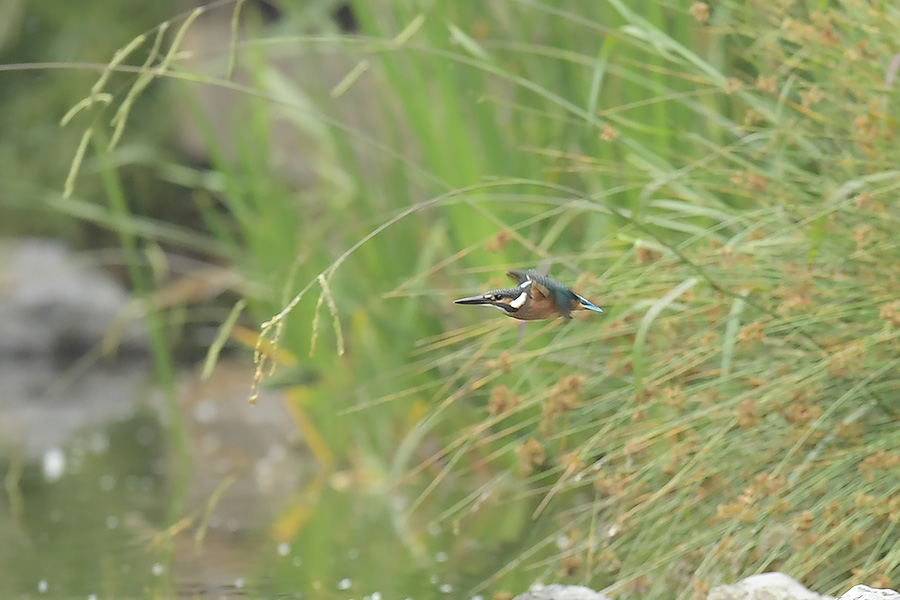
[59, 0, 900, 598]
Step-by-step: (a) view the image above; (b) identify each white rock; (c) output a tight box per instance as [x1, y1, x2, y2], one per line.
[708, 572, 833, 600]
[513, 583, 612, 600]
[837, 585, 900, 600]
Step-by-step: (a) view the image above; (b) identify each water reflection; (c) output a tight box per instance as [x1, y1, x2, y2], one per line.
[0, 412, 168, 598]
[0, 360, 560, 599]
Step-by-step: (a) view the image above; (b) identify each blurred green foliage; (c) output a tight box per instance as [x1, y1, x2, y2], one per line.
[0, 0, 174, 240]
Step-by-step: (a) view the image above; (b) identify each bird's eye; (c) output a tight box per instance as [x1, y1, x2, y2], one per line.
[493, 293, 502, 301]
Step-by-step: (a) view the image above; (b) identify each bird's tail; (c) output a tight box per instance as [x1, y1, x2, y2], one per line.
[576, 295, 603, 313]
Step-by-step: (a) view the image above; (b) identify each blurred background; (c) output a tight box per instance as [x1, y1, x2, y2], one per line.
[1, 0, 899, 598]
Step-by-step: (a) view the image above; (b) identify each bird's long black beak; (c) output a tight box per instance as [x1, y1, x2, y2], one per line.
[454, 294, 491, 305]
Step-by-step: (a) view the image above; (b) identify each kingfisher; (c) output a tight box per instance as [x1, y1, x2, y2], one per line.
[454, 269, 603, 321]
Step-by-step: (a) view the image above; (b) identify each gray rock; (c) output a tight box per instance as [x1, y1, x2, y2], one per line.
[838, 586, 900, 600]
[0, 238, 147, 357]
[0, 238, 151, 457]
[513, 583, 612, 600]
[0, 358, 149, 458]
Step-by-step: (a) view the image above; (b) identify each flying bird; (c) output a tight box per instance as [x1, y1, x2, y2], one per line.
[454, 269, 603, 321]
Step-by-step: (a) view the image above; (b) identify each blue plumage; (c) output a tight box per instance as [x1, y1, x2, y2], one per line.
[577, 295, 604, 313]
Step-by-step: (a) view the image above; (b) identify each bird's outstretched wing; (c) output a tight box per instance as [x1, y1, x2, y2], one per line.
[506, 269, 550, 297]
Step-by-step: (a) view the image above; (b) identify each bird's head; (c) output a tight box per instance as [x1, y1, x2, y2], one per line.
[453, 284, 531, 316]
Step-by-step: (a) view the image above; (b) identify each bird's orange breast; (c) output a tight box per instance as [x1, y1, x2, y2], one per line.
[512, 293, 561, 320]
